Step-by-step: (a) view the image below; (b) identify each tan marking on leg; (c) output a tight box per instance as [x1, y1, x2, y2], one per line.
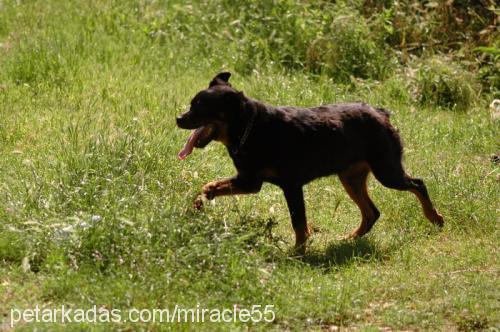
[339, 162, 379, 239]
[409, 188, 444, 226]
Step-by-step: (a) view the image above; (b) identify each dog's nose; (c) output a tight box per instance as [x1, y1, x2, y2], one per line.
[176, 112, 198, 129]
[176, 116, 183, 126]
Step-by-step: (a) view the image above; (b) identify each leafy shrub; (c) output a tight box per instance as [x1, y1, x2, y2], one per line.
[142, 0, 394, 82]
[306, 10, 393, 82]
[415, 57, 478, 111]
[217, 0, 329, 74]
[0, 230, 27, 264]
[361, 0, 498, 53]
[474, 45, 500, 97]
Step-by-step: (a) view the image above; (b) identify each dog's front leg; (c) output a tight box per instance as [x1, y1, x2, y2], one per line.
[194, 175, 262, 209]
[282, 185, 310, 254]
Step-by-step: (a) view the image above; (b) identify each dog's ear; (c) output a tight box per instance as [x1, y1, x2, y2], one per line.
[209, 72, 232, 87]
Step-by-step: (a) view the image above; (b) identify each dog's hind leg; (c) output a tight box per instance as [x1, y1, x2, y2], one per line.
[339, 162, 380, 239]
[194, 175, 262, 209]
[407, 178, 444, 226]
[370, 160, 444, 226]
[282, 185, 310, 253]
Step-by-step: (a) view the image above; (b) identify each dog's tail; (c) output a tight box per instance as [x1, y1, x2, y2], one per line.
[375, 107, 392, 118]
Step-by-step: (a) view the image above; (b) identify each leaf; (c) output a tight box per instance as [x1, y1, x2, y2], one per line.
[473, 47, 500, 56]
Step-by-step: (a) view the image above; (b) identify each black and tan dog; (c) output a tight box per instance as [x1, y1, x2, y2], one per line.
[176, 72, 444, 251]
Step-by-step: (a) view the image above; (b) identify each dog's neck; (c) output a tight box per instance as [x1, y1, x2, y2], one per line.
[237, 107, 256, 148]
[229, 99, 259, 155]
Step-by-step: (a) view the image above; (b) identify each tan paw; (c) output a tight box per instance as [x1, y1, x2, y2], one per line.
[193, 194, 205, 210]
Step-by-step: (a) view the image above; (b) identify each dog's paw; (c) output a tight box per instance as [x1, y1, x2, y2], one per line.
[193, 194, 205, 210]
[432, 212, 444, 227]
[337, 231, 360, 241]
[293, 231, 310, 256]
[201, 182, 218, 200]
[193, 182, 220, 210]
[293, 243, 307, 256]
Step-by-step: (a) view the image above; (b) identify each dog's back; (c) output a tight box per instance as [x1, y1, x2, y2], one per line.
[238, 102, 402, 184]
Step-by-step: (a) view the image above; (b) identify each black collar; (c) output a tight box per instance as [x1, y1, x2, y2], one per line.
[232, 110, 256, 155]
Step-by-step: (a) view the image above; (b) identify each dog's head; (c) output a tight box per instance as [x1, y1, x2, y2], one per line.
[176, 72, 244, 159]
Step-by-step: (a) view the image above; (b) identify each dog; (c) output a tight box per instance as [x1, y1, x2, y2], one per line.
[176, 72, 444, 252]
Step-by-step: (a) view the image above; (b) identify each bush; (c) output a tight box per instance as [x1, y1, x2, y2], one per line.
[215, 0, 329, 75]
[474, 45, 500, 97]
[222, 1, 394, 82]
[0, 230, 27, 264]
[307, 11, 393, 83]
[415, 57, 478, 111]
[361, 0, 498, 53]
[158, 0, 394, 82]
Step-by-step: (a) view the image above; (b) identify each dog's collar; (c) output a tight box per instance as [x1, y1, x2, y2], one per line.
[233, 110, 256, 155]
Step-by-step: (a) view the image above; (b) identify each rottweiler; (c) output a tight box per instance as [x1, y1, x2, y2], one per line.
[176, 72, 444, 252]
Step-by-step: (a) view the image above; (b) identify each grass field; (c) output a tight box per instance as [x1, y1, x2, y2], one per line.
[0, 1, 498, 331]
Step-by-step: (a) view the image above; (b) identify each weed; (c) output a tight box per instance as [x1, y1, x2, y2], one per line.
[415, 56, 478, 111]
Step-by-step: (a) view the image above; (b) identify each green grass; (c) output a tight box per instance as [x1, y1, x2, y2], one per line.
[0, 1, 498, 331]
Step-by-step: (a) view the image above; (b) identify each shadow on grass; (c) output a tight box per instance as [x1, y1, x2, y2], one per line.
[301, 237, 385, 269]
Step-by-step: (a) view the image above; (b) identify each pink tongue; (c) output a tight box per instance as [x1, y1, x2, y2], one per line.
[178, 126, 207, 160]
